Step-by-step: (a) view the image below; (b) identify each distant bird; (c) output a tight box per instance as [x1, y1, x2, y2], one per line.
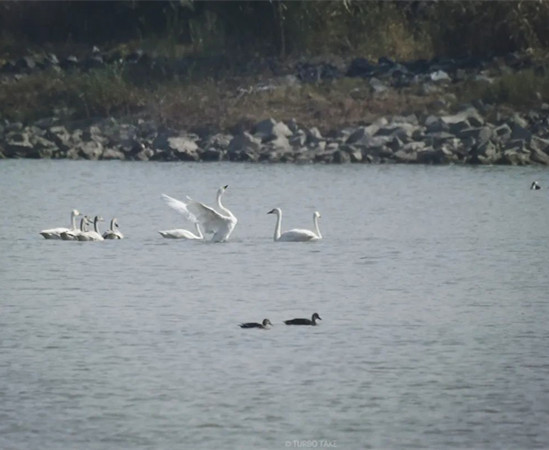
[531, 181, 541, 190]
[284, 313, 322, 326]
[40, 209, 81, 239]
[78, 215, 104, 241]
[61, 215, 91, 240]
[239, 319, 273, 329]
[161, 185, 237, 242]
[103, 218, 124, 239]
[267, 208, 322, 242]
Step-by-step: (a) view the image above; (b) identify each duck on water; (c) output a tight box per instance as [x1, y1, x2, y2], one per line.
[284, 313, 322, 326]
[239, 319, 273, 329]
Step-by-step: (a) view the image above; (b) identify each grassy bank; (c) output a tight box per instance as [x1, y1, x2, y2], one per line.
[2, 56, 549, 134]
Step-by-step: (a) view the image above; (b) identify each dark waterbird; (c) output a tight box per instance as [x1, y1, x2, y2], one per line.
[531, 181, 541, 190]
[284, 313, 322, 326]
[239, 319, 273, 329]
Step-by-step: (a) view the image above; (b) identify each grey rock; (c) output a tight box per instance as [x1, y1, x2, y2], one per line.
[102, 148, 126, 160]
[76, 141, 103, 160]
[168, 136, 200, 161]
[5, 131, 35, 157]
[253, 118, 292, 142]
[458, 126, 493, 145]
[529, 147, 549, 165]
[228, 132, 261, 153]
[46, 126, 72, 150]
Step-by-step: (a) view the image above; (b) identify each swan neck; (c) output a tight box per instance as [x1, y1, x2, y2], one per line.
[273, 210, 282, 241]
[94, 218, 101, 233]
[71, 212, 78, 230]
[216, 190, 233, 218]
[313, 214, 322, 239]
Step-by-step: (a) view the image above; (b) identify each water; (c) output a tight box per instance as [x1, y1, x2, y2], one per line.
[1, 160, 548, 449]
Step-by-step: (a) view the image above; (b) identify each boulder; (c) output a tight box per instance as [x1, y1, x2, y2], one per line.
[167, 136, 200, 161]
[227, 132, 261, 154]
[253, 118, 293, 142]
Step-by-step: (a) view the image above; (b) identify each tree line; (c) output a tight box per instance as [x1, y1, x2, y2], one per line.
[1, 1, 549, 59]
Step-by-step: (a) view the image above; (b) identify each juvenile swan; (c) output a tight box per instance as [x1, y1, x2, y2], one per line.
[103, 218, 124, 239]
[239, 319, 273, 329]
[40, 209, 81, 239]
[284, 313, 322, 326]
[162, 185, 237, 242]
[159, 194, 204, 240]
[267, 208, 322, 242]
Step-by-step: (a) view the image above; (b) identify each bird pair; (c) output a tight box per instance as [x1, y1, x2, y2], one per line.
[240, 313, 322, 329]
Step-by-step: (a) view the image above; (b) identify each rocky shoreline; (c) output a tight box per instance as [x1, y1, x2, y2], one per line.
[2, 106, 549, 165]
[2, 48, 549, 165]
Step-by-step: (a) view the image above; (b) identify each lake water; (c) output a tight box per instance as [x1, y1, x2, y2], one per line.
[1, 160, 549, 450]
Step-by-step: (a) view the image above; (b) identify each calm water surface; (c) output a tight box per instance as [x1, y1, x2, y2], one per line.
[1, 160, 548, 449]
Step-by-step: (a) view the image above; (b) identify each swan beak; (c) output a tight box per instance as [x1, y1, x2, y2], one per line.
[267, 209, 273, 215]
[223, 184, 229, 189]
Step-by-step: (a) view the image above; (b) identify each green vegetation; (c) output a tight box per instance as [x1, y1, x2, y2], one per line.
[1, 1, 549, 130]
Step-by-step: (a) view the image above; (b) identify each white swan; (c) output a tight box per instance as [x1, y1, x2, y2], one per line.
[40, 209, 81, 239]
[78, 216, 104, 241]
[103, 218, 124, 239]
[161, 185, 237, 242]
[159, 194, 204, 240]
[61, 215, 92, 240]
[267, 208, 322, 242]
[159, 222, 203, 240]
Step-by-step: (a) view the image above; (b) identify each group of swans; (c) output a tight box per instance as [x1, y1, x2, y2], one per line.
[240, 313, 321, 329]
[40, 210, 124, 241]
[160, 185, 322, 243]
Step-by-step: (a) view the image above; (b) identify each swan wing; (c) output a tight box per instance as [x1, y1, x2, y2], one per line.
[161, 194, 198, 223]
[40, 227, 70, 239]
[184, 197, 229, 234]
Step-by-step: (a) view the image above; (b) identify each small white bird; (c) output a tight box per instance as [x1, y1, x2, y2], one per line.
[40, 209, 81, 239]
[267, 208, 322, 242]
[161, 185, 237, 242]
[103, 218, 124, 239]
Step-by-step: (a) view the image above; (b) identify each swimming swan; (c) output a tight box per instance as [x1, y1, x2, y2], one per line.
[78, 216, 104, 241]
[284, 313, 322, 326]
[103, 218, 124, 239]
[159, 194, 204, 240]
[61, 215, 91, 240]
[40, 209, 81, 239]
[162, 185, 237, 242]
[267, 208, 322, 242]
[159, 222, 203, 240]
[239, 319, 273, 329]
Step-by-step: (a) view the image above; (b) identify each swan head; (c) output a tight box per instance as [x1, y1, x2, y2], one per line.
[312, 313, 322, 321]
[94, 215, 104, 223]
[72, 209, 81, 217]
[267, 208, 281, 215]
[262, 319, 273, 327]
[313, 211, 321, 219]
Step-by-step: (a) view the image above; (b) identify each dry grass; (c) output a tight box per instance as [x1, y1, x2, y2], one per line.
[1, 61, 547, 133]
